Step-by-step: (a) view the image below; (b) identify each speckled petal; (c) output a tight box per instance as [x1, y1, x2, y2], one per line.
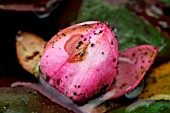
[40, 21, 118, 103]
[110, 45, 158, 99]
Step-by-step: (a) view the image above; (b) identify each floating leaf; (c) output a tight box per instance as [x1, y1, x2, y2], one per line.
[0, 87, 69, 113]
[138, 61, 170, 99]
[16, 32, 46, 77]
[109, 100, 170, 113]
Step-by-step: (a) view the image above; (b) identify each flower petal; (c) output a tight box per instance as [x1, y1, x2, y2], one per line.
[110, 45, 158, 99]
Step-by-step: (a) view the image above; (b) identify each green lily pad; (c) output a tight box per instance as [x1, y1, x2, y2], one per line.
[0, 87, 69, 113]
[75, 0, 170, 62]
[109, 100, 170, 113]
[164, 0, 170, 5]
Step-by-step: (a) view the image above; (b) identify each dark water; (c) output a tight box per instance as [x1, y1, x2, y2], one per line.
[0, 10, 58, 81]
[0, 0, 83, 81]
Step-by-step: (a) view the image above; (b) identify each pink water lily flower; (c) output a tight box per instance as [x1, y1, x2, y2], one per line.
[40, 21, 119, 103]
[12, 21, 158, 113]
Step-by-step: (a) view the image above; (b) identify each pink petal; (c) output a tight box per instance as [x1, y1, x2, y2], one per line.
[110, 45, 158, 99]
[40, 21, 118, 103]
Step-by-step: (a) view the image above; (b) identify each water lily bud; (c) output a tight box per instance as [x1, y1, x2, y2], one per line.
[40, 21, 118, 103]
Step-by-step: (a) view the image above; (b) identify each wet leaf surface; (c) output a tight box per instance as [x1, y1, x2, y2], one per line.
[109, 100, 170, 113]
[16, 32, 46, 78]
[0, 87, 69, 113]
[138, 60, 170, 99]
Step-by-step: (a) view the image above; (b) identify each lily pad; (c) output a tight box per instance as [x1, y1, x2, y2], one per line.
[109, 100, 170, 113]
[164, 0, 170, 5]
[16, 32, 45, 77]
[0, 87, 69, 113]
[138, 60, 170, 99]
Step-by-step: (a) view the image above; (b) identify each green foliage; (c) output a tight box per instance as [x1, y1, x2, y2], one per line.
[75, 0, 170, 62]
[164, 0, 170, 5]
[0, 96, 29, 113]
[110, 100, 170, 113]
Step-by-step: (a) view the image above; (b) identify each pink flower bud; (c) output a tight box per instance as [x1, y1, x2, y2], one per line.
[40, 21, 118, 103]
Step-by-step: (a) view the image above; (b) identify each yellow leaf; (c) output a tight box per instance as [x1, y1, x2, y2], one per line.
[138, 61, 170, 99]
[16, 32, 46, 78]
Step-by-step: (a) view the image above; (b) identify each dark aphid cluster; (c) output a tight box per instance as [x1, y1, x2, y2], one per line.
[76, 41, 83, 49]
[90, 43, 94, 47]
[93, 30, 103, 35]
[62, 33, 66, 37]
